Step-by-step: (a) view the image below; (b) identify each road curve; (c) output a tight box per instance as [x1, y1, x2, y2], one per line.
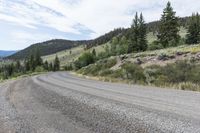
[0, 72, 200, 133]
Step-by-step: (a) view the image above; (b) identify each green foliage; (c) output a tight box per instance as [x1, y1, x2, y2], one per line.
[148, 41, 163, 50]
[35, 66, 45, 72]
[92, 49, 96, 57]
[64, 64, 73, 71]
[110, 36, 129, 56]
[161, 61, 200, 84]
[0, 49, 61, 80]
[144, 61, 200, 87]
[186, 13, 200, 44]
[78, 58, 117, 76]
[128, 13, 147, 53]
[74, 52, 95, 69]
[53, 55, 60, 71]
[49, 62, 53, 71]
[157, 2, 180, 48]
[121, 63, 146, 83]
[43, 60, 49, 71]
[78, 58, 200, 91]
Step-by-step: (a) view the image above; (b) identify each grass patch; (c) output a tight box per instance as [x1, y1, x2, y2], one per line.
[78, 60, 200, 92]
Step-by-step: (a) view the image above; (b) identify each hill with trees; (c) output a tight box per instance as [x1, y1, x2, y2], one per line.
[8, 14, 193, 60]
[67, 2, 200, 92]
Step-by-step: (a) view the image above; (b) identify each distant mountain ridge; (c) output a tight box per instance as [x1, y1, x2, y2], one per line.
[7, 29, 124, 60]
[0, 50, 17, 57]
[7, 16, 191, 60]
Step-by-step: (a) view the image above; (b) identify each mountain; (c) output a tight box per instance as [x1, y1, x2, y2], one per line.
[8, 16, 191, 60]
[0, 50, 17, 57]
[7, 29, 125, 60]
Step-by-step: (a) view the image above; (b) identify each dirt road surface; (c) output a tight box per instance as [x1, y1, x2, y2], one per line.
[0, 72, 200, 133]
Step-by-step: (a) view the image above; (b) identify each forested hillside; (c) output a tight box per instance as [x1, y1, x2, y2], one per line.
[8, 16, 192, 60]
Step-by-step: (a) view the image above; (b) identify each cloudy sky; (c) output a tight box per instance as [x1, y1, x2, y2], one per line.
[0, 0, 199, 50]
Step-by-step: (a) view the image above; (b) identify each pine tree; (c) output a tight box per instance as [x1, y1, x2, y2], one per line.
[128, 12, 147, 53]
[53, 55, 60, 71]
[92, 49, 96, 56]
[24, 58, 30, 72]
[43, 60, 49, 71]
[138, 13, 147, 51]
[129, 12, 139, 53]
[29, 54, 35, 71]
[157, 1, 180, 48]
[49, 62, 53, 71]
[111, 37, 119, 55]
[35, 49, 43, 66]
[15, 60, 21, 73]
[186, 13, 200, 44]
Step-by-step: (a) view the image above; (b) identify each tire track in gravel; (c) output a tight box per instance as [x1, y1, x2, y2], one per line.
[0, 72, 200, 133]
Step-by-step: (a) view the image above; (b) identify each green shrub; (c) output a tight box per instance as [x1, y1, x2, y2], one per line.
[122, 62, 146, 83]
[110, 69, 124, 79]
[64, 64, 73, 71]
[35, 66, 45, 72]
[148, 41, 163, 50]
[78, 58, 117, 76]
[100, 58, 117, 69]
[177, 82, 200, 91]
[74, 52, 95, 69]
[99, 69, 113, 76]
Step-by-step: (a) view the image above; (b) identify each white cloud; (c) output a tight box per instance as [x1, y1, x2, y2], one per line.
[22, 0, 200, 38]
[10, 30, 66, 50]
[1, 0, 200, 40]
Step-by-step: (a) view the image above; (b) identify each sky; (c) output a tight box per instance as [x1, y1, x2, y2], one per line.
[0, 0, 199, 50]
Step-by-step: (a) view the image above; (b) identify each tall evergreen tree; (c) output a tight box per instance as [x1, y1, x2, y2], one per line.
[24, 58, 30, 72]
[92, 49, 96, 56]
[29, 54, 35, 71]
[53, 55, 60, 71]
[138, 13, 147, 51]
[186, 13, 200, 44]
[43, 60, 49, 71]
[129, 12, 139, 53]
[49, 62, 53, 71]
[15, 60, 21, 73]
[128, 12, 147, 53]
[157, 1, 180, 48]
[35, 49, 43, 66]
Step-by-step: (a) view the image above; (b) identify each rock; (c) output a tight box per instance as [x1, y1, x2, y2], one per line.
[135, 58, 143, 65]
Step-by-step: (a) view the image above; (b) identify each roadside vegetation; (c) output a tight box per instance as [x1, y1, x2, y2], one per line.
[0, 49, 60, 81]
[78, 59, 200, 91]
[66, 2, 200, 91]
[3, 1, 199, 92]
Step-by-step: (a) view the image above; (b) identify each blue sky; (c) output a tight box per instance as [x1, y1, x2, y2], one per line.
[0, 0, 199, 50]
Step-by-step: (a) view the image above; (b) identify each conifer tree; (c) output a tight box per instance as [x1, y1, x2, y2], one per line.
[92, 49, 96, 56]
[43, 60, 49, 71]
[157, 1, 180, 47]
[49, 62, 53, 71]
[129, 12, 139, 52]
[24, 58, 30, 72]
[35, 49, 43, 66]
[138, 13, 147, 51]
[128, 12, 147, 53]
[53, 55, 60, 71]
[29, 54, 35, 71]
[15, 60, 21, 73]
[186, 13, 200, 44]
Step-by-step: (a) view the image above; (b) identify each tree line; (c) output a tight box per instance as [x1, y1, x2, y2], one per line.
[69, 1, 200, 71]
[0, 49, 60, 80]
[108, 1, 200, 55]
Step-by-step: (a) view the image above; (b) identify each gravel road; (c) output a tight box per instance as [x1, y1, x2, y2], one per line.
[0, 72, 200, 133]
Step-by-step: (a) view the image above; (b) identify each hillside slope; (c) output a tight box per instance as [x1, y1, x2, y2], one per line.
[7, 29, 125, 60]
[8, 16, 191, 60]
